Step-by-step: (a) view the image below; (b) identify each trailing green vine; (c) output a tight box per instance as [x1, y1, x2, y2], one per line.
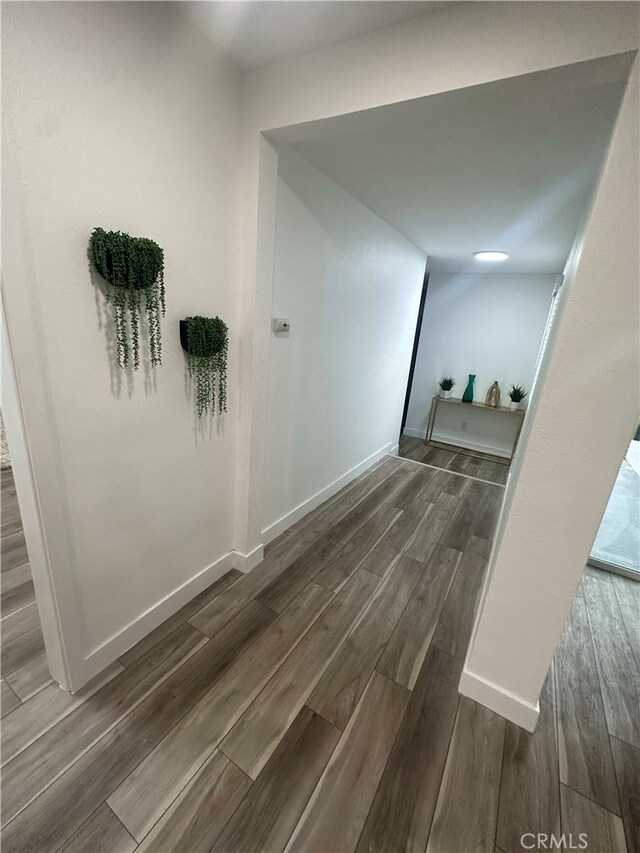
[184, 315, 228, 417]
[90, 227, 165, 370]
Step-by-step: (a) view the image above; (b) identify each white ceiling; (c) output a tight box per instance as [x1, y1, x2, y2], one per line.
[181, 1, 451, 71]
[270, 54, 632, 274]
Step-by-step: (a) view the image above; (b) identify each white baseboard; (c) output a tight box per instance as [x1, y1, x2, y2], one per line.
[389, 443, 399, 457]
[402, 427, 426, 439]
[262, 442, 394, 545]
[233, 544, 264, 573]
[459, 667, 540, 732]
[432, 432, 511, 459]
[80, 550, 235, 690]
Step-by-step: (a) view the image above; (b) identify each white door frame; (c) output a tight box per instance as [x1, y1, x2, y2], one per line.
[1, 295, 74, 690]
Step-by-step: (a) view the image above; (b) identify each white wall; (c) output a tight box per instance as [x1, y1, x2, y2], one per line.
[2, 2, 242, 688]
[405, 273, 556, 457]
[462, 61, 639, 730]
[264, 147, 425, 540]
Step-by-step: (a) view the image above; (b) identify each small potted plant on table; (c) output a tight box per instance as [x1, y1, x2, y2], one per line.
[508, 384, 527, 410]
[439, 377, 455, 399]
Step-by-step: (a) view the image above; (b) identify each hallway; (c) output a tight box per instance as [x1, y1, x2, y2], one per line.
[0, 455, 637, 852]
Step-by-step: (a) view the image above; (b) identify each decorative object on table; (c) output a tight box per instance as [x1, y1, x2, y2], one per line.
[90, 227, 165, 370]
[462, 374, 476, 403]
[180, 316, 228, 417]
[508, 384, 527, 410]
[438, 377, 455, 399]
[485, 380, 501, 408]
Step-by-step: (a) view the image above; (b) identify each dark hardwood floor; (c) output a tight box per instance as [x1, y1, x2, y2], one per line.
[1, 455, 637, 852]
[398, 434, 510, 486]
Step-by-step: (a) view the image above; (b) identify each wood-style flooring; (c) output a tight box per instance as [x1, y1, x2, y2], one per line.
[1, 455, 638, 852]
[399, 434, 510, 486]
[1, 469, 52, 707]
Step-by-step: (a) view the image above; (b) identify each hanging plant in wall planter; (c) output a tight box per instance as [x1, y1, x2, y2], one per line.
[180, 316, 228, 417]
[90, 227, 166, 370]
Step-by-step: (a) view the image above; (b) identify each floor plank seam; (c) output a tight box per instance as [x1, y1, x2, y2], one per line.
[118, 621, 210, 669]
[582, 581, 637, 759]
[127, 585, 338, 848]
[0, 600, 35, 622]
[425, 680, 463, 851]
[555, 586, 624, 819]
[311, 511, 404, 594]
[256, 475, 410, 611]
[399, 455, 507, 488]
[429, 555, 466, 660]
[277, 723, 340, 853]
[562, 779, 625, 819]
[132, 746, 244, 848]
[351, 669, 414, 853]
[198, 761, 256, 853]
[242, 470, 397, 614]
[1, 634, 209, 831]
[107, 804, 136, 848]
[7, 671, 51, 705]
[609, 731, 639, 853]
[492, 716, 508, 850]
[494, 710, 509, 851]
[1, 680, 23, 720]
[106, 601, 297, 838]
[1, 663, 125, 768]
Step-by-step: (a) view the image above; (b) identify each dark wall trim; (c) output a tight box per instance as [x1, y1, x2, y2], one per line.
[401, 268, 429, 433]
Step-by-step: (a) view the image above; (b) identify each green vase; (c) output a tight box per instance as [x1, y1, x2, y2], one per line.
[462, 374, 475, 403]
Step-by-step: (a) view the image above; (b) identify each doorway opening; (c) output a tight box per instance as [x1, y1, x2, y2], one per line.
[1, 299, 66, 695]
[258, 54, 630, 542]
[1, 431, 49, 705]
[588, 420, 640, 579]
[398, 272, 566, 487]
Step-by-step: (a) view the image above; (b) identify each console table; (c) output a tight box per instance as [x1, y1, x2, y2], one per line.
[425, 395, 525, 462]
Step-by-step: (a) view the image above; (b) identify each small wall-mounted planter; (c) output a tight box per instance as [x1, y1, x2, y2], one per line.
[180, 316, 228, 417]
[90, 227, 165, 370]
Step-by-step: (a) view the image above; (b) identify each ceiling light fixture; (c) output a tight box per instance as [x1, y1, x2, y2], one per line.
[474, 251, 508, 261]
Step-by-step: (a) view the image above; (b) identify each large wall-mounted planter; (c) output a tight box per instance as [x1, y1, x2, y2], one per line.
[180, 316, 228, 417]
[90, 227, 166, 370]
